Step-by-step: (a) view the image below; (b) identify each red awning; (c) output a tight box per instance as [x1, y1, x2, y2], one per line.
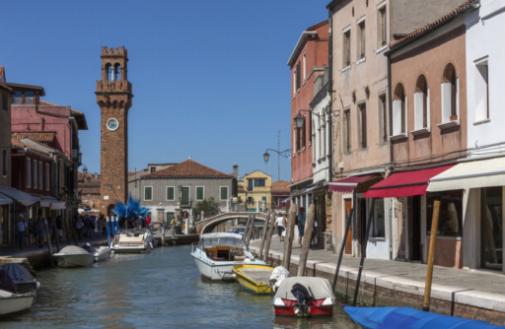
[364, 164, 454, 198]
[328, 174, 381, 193]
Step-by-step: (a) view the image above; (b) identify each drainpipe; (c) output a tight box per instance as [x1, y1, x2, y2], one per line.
[387, 51, 394, 260]
[327, 10, 334, 184]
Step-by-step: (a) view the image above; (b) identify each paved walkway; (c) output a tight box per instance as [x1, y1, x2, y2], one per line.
[251, 237, 505, 313]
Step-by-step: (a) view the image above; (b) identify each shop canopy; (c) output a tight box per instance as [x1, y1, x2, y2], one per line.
[0, 186, 39, 207]
[364, 164, 453, 198]
[328, 174, 382, 193]
[0, 193, 12, 206]
[40, 196, 66, 210]
[428, 157, 505, 192]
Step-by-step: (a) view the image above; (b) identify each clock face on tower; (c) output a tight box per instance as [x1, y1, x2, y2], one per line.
[106, 117, 119, 131]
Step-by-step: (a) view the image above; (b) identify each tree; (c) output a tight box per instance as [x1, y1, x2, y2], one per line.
[193, 198, 219, 220]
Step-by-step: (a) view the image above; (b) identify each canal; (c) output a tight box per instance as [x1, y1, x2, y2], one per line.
[1, 246, 358, 329]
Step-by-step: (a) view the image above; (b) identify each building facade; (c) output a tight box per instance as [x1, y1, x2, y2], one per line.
[129, 160, 234, 224]
[271, 180, 290, 211]
[0, 69, 12, 246]
[238, 170, 272, 212]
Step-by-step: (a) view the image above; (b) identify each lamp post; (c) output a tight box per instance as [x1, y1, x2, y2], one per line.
[263, 130, 291, 181]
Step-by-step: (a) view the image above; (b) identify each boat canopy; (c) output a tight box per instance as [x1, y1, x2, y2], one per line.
[0, 263, 37, 294]
[200, 233, 243, 248]
[344, 306, 504, 329]
[274, 277, 334, 300]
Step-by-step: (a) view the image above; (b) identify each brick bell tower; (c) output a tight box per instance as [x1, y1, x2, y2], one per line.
[96, 47, 132, 215]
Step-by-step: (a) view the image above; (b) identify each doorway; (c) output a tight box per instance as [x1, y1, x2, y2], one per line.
[312, 191, 326, 250]
[409, 196, 422, 261]
[481, 187, 503, 270]
[344, 199, 353, 254]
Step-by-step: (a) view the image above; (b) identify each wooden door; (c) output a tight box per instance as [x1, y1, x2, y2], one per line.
[344, 199, 353, 254]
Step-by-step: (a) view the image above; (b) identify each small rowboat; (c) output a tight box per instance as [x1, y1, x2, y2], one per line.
[344, 306, 504, 329]
[233, 264, 274, 294]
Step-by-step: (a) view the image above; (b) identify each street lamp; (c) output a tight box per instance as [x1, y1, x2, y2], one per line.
[263, 131, 291, 181]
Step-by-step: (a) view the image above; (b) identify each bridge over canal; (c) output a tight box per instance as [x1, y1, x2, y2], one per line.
[196, 212, 268, 235]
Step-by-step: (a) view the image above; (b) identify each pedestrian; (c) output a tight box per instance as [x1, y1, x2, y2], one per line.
[16, 215, 27, 250]
[56, 215, 64, 242]
[297, 207, 306, 246]
[35, 211, 44, 248]
[275, 213, 285, 241]
[75, 215, 84, 241]
[146, 213, 152, 227]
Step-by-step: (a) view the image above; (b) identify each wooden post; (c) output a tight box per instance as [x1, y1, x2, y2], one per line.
[263, 211, 276, 262]
[352, 198, 376, 306]
[259, 213, 270, 259]
[297, 203, 315, 276]
[282, 203, 297, 270]
[244, 214, 254, 249]
[333, 208, 354, 293]
[423, 199, 441, 311]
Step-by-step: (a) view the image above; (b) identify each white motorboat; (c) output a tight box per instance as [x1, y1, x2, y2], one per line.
[53, 245, 94, 268]
[112, 229, 153, 253]
[0, 263, 39, 317]
[191, 232, 265, 281]
[83, 243, 111, 263]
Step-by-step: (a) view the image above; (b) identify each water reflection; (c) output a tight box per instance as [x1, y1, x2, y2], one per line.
[1, 246, 358, 329]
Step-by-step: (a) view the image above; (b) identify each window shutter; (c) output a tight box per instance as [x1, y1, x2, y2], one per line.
[414, 92, 423, 130]
[456, 77, 460, 119]
[392, 99, 401, 135]
[441, 82, 452, 123]
[427, 88, 431, 128]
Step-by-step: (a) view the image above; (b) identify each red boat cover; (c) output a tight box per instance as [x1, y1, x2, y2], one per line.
[364, 164, 453, 198]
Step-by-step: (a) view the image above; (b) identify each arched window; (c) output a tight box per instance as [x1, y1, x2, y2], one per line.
[114, 63, 122, 80]
[392, 83, 406, 135]
[441, 63, 458, 122]
[414, 75, 429, 130]
[106, 63, 114, 81]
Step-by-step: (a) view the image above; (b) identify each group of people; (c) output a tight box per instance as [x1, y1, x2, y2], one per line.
[274, 206, 319, 247]
[16, 211, 65, 251]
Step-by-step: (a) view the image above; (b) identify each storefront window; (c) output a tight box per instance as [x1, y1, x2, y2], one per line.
[371, 198, 385, 238]
[427, 191, 462, 237]
[481, 187, 503, 270]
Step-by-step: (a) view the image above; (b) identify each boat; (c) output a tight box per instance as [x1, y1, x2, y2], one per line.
[273, 277, 335, 317]
[344, 306, 505, 329]
[191, 232, 265, 281]
[0, 263, 40, 316]
[53, 245, 94, 268]
[233, 264, 274, 294]
[83, 243, 111, 262]
[112, 228, 153, 253]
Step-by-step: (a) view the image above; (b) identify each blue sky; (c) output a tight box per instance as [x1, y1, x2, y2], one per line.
[2, 0, 328, 181]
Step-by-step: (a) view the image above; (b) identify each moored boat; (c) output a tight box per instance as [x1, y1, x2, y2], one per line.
[53, 245, 94, 268]
[344, 306, 504, 329]
[233, 264, 274, 294]
[112, 228, 153, 254]
[273, 277, 335, 317]
[191, 232, 265, 281]
[83, 243, 111, 262]
[0, 263, 40, 317]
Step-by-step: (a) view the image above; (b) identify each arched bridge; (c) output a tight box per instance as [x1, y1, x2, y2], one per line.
[196, 212, 268, 235]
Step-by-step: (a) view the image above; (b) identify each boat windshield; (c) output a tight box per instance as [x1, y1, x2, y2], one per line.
[201, 236, 243, 248]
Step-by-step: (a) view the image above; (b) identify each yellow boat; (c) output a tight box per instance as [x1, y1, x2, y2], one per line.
[233, 264, 274, 294]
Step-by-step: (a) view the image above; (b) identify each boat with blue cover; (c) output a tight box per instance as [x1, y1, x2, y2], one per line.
[344, 306, 504, 329]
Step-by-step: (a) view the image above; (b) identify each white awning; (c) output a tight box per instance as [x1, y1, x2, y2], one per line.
[0, 186, 39, 207]
[40, 196, 66, 210]
[428, 157, 505, 192]
[0, 193, 13, 206]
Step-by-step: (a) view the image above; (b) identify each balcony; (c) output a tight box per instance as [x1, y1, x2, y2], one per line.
[96, 80, 132, 94]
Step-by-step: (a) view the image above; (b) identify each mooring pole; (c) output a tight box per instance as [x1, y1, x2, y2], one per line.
[263, 211, 276, 262]
[244, 214, 254, 249]
[333, 208, 354, 293]
[297, 203, 315, 276]
[352, 198, 376, 306]
[259, 212, 270, 259]
[282, 203, 297, 270]
[423, 200, 441, 311]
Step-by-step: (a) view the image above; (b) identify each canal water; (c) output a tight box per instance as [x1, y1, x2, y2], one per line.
[1, 246, 358, 329]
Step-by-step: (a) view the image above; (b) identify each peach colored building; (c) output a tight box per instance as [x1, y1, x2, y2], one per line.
[288, 21, 329, 212]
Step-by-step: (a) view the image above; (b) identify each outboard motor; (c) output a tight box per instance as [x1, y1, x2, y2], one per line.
[290, 283, 313, 317]
[83, 242, 94, 253]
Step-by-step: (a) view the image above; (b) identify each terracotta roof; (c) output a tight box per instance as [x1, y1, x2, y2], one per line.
[144, 159, 232, 179]
[271, 180, 290, 194]
[390, 0, 478, 51]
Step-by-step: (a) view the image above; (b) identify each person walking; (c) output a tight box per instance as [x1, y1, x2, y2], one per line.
[75, 215, 84, 241]
[275, 213, 285, 241]
[297, 207, 306, 246]
[16, 215, 27, 250]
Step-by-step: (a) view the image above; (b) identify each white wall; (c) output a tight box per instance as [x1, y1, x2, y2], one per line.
[466, 1, 505, 155]
[312, 94, 331, 184]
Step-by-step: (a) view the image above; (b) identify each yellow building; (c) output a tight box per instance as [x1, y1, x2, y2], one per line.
[238, 171, 272, 212]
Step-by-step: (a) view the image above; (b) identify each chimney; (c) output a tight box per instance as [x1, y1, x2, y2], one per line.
[232, 163, 239, 179]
